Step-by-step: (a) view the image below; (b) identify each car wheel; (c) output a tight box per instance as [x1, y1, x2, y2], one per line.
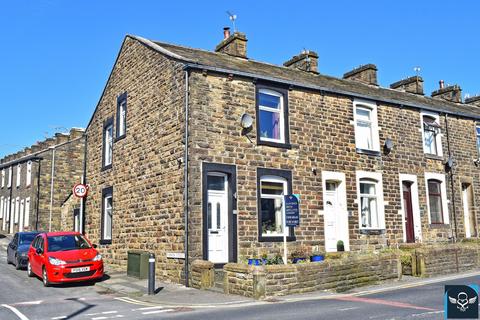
[27, 261, 34, 277]
[42, 267, 50, 287]
[15, 255, 21, 270]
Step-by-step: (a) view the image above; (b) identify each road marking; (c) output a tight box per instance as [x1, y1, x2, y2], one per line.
[114, 297, 156, 306]
[86, 311, 118, 316]
[51, 317, 67, 320]
[338, 307, 359, 311]
[15, 301, 43, 306]
[1, 304, 30, 320]
[411, 310, 444, 317]
[132, 306, 165, 311]
[335, 296, 437, 311]
[142, 309, 173, 315]
[91, 316, 123, 320]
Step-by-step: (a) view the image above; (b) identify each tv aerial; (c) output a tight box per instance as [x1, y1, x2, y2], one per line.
[414, 66, 421, 77]
[226, 11, 237, 32]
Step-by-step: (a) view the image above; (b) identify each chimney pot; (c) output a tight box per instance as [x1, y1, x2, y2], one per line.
[431, 83, 462, 103]
[223, 27, 231, 39]
[439, 80, 445, 89]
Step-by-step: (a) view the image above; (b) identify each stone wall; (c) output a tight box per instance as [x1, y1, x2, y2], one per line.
[223, 253, 400, 299]
[404, 243, 480, 277]
[84, 36, 186, 283]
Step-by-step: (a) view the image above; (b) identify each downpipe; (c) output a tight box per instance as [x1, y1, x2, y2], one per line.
[183, 69, 190, 287]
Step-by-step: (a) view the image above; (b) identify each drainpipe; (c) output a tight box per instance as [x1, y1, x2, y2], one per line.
[49, 147, 56, 232]
[183, 69, 190, 287]
[35, 158, 42, 231]
[80, 133, 88, 234]
[444, 113, 458, 241]
[8, 171, 13, 234]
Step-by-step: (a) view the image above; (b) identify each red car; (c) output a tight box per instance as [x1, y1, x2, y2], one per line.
[27, 232, 103, 286]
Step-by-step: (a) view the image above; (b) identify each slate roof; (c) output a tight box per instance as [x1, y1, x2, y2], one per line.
[130, 35, 480, 120]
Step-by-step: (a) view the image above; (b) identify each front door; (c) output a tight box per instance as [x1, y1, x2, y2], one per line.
[207, 174, 229, 263]
[402, 182, 415, 243]
[324, 181, 343, 252]
[462, 183, 476, 238]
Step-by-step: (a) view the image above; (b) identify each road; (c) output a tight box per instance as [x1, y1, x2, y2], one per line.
[0, 240, 478, 320]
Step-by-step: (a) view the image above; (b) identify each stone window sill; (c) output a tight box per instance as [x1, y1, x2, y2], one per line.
[425, 154, 444, 161]
[429, 223, 449, 229]
[356, 148, 381, 157]
[359, 228, 386, 235]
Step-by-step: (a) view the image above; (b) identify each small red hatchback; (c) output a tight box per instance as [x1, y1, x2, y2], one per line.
[27, 232, 103, 286]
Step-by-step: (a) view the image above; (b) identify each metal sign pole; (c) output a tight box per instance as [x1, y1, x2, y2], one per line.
[283, 201, 287, 265]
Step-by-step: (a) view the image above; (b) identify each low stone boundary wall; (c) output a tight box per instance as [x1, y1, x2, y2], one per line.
[224, 253, 400, 299]
[404, 244, 480, 277]
[190, 260, 215, 289]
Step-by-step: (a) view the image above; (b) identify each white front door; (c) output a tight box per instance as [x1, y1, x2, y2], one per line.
[324, 181, 348, 252]
[207, 174, 229, 263]
[462, 183, 476, 238]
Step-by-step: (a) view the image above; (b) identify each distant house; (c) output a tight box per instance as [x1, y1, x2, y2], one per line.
[83, 28, 480, 284]
[0, 128, 85, 233]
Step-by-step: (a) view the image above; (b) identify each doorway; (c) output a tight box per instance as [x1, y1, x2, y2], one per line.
[462, 183, 476, 238]
[402, 181, 415, 243]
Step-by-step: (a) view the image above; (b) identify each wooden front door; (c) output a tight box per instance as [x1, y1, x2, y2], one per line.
[402, 181, 415, 243]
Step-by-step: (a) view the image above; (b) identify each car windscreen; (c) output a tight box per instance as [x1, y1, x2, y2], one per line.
[47, 235, 91, 252]
[19, 233, 38, 245]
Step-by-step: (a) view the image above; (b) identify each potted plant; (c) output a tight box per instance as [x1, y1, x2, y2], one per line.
[261, 252, 268, 265]
[337, 240, 345, 252]
[248, 249, 262, 266]
[290, 246, 307, 264]
[310, 248, 325, 262]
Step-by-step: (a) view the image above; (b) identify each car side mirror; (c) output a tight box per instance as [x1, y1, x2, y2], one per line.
[36, 248, 43, 255]
[92, 244, 98, 249]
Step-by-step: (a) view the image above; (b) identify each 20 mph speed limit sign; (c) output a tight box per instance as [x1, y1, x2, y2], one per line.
[73, 184, 89, 198]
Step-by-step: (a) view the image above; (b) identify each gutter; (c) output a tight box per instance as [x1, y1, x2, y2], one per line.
[183, 63, 480, 121]
[183, 69, 190, 287]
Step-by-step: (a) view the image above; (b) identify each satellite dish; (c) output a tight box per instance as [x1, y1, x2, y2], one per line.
[384, 138, 394, 153]
[446, 157, 454, 169]
[240, 113, 253, 129]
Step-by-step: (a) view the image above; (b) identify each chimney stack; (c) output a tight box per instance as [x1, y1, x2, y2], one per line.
[215, 27, 247, 59]
[390, 76, 424, 95]
[431, 83, 462, 103]
[343, 64, 378, 86]
[283, 50, 319, 74]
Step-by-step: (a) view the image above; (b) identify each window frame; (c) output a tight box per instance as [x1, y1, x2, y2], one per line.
[1, 169, 4, 188]
[255, 84, 291, 149]
[7, 166, 12, 188]
[116, 92, 127, 140]
[356, 171, 385, 230]
[24, 197, 30, 228]
[476, 124, 480, 157]
[353, 99, 381, 155]
[424, 172, 449, 225]
[102, 117, 114, 170]
[257, 167, 295, 242]
[100, 186, 113, 244]
[26, 161, 32, 187]
[16, 164, 21, 188]
[421, 111, 443, 157]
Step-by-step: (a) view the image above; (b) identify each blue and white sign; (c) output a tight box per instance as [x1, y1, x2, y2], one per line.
[284, 194, 300, 227]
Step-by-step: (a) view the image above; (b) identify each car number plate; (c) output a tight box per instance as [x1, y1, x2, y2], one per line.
[71, 267, 90, 273]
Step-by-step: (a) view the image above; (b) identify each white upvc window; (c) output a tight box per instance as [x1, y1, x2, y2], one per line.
[259, 175, 288, 237]
[117, 98, 127, 137]
[104, 124, 113, 167]
[421, 111, 443, 157]
[1, 169, 4, 188]
[7, 167, 12, 188]
[25, 197, 30, 228]
[16, 164, 21, 187]
[258, 89, 285, 143]
[354, 99, 380, 152]
[103, 194, 113, 241]
[476, 124, 480, 156]
[0, 196, 3, 219]
[425, 172, 449, 224]
[26, 161, 32, 186]
[14, 197, 20, 224]
[19, 199, 24, 231]
[356, 171, 385, 229]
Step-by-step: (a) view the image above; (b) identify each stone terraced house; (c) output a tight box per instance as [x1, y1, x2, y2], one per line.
[0, 128, 85, 234]
[83, 28, 480, 284]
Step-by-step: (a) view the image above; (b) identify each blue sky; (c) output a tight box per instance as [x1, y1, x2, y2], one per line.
[1, 0, 479, 158]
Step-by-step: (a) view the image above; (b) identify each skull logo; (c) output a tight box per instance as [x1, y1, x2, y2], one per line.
[449, 292, 478, 312]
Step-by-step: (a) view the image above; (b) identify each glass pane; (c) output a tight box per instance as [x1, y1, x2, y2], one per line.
[207, 202, 212, 229]
[261, 181, 284, 195]
[259, 92, 280, 109]
[429, 195, 443, 223]
[259, 110, 281, 140]
[360, 182, 376, 195]
[476, 126, 480, 135]
[356, 108, 371, 121]
[261, 198, 284, 235]
[216, 203, 221, 229]
[428, 181, 441, 194]
[360, 196, 377, 228]
[356, 121, 373, 149]
[207, 175, 225, 191]
[477, 136, 480, 154]
[424, 130, 437, 154]
[326, 182, 337, 191]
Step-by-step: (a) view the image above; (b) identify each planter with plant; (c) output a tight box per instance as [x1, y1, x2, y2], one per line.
[337, 240, 345, 252]
[290, 246, 307, 264]
[310, 248, 325, 262]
